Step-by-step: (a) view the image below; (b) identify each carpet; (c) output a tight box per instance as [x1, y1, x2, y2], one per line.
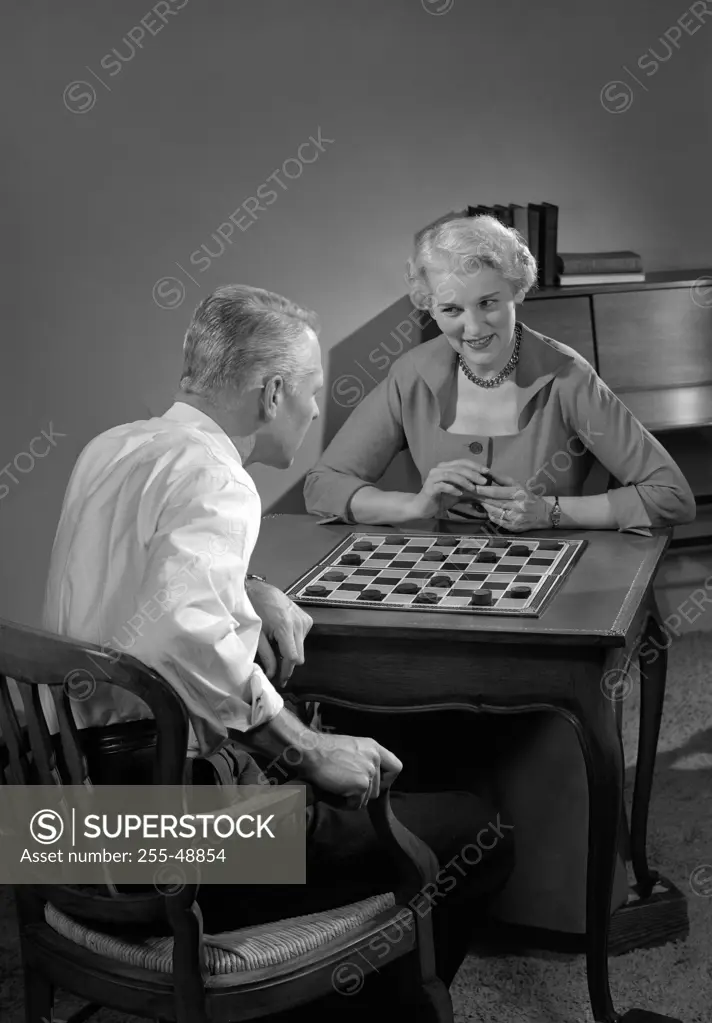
[1, 631, 711, 1022]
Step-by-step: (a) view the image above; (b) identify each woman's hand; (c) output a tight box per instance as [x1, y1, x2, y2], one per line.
[472, 467, 552, 532]
[409, 459, 490, 519]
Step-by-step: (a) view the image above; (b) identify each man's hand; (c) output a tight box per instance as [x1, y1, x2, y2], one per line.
[246, 578, 313, 686]
[302, 733, 403, 811]
[237, 708, 403, 812]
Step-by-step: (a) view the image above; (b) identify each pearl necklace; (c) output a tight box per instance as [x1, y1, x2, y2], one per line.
[458, 322, 522, 388]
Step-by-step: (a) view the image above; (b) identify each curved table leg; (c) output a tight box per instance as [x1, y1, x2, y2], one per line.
[571, 664, 683, 1023]
[569, 683, 622, 1023]
[630, 602, 666, 894]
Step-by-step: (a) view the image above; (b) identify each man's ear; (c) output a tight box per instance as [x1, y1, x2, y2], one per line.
[514, 289, 526, 305]
[261, 375, 285, 422]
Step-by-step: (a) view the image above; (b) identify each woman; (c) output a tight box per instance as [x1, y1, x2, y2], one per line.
[303, 214, 696, 935]
[305, 213, 694, 531]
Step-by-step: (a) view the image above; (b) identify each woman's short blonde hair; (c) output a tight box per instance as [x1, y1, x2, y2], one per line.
[406, 213, 538, 310]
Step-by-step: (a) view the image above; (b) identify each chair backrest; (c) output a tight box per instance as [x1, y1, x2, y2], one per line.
[0, 615, 197, 930]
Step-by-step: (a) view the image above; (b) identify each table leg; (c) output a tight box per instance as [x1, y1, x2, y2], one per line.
[569, 684, 622, 1023]
[573, 672, 683, 1023]
[630, 606, 666, 894]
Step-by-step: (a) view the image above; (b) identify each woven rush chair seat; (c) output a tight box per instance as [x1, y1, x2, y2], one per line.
[45, 892, 401, 976]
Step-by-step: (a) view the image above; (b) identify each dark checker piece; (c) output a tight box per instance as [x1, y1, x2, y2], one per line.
[508, 544, 531, 557]
[352, 540, 375, 551]
[470, 589, 493, 606]
[359, 588, 384, 601]
[341, 554, 362, 565]
[537, 540, 561, 550]
[389, 535, 407, 544]
[509, 585, 531, 598]
[394, 582, 419, 594]
[430, 575, 452, 587]
[422, 550, 446, 561]
[323, 570, 346, 581]
[477, 551, 499, 563]
[414, 590, 439, 604]
[434, 536, 459, 547]
[304, 584, 329, 597]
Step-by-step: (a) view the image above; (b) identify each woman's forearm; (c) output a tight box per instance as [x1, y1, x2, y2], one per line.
[349, 486, 422, 524]
[547, 493, 619, 529]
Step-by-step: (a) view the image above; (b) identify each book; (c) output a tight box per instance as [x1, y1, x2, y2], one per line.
[509, 204, 529, 243]
[492, 204, 514, 227]
[540, 202, 559, 287]
[557, 251, 643, 275]
[558, 272, 646, 286]
[527, 204, 545, 285]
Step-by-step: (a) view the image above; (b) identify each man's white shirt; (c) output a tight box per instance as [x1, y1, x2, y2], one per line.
[42, 402, 284, 756]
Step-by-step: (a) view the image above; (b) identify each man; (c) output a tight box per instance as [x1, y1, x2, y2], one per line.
[43, 284, 514, 998]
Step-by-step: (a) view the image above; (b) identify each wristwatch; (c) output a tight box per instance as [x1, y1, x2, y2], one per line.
[246, 573, 267, 584]
[549, 496, 561, 529]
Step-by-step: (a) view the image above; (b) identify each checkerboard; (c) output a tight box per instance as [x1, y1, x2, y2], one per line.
[285, 532, 586, 617]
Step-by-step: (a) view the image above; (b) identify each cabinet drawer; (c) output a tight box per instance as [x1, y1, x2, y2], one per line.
[594, 289, 712, 391]
[519, 297, 595, 367]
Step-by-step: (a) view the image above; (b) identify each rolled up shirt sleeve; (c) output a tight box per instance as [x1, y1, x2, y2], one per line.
[562, 360, 696, 531]
[129, 471, 283, 757]
[304, 372, 408, 519]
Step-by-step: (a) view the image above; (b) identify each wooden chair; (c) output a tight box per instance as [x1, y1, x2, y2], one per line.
[0, 616, 453, 1023]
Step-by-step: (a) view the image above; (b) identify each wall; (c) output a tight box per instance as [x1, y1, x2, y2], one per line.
[2, 0, 711, 627]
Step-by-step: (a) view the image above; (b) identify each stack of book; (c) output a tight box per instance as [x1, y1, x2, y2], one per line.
[466, 203, 559, 288]
[555, 251, 645, 286]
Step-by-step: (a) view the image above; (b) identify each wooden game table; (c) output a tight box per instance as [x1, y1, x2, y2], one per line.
[250, 513, 680, 1023]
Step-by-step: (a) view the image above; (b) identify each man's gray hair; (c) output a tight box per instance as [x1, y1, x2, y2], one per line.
[179, 284, 320, 398]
